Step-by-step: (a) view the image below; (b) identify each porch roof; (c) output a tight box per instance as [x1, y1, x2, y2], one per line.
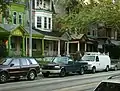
[68, 33, 88, 42]
[0, 24, 28, 36]
[33, 28, 63, 37]
[70, 34, 84, 40]
[25, 27, 44, 39]
[33, 28, 68, 40]
[0, 26, 9, 38]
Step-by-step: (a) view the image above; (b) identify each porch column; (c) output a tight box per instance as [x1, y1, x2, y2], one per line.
[26, 37, 28, 56]
[42, 39, 44, 56]
[85, 43, 87, 52]
[22, 36, 25, 56]
[67, 42, 69, 55]
[8, 35, 11, 56]
[58, 40, 60, 56]
[78, 42, 80, 51]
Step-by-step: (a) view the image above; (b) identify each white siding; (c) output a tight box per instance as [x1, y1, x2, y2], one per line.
[34, 11, 52, 32]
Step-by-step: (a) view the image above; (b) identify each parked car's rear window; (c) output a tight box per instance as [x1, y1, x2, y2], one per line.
[29, 58, 38, 64]
[21, 59, 30, 66]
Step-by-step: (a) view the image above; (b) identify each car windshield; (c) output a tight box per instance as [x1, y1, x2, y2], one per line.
[94, 82, 120, 91]
[0, 58, 12, 65]
[52, 57, 68, 64]
[82, 56, 95, 61]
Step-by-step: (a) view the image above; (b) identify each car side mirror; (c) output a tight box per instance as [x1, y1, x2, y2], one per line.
[10, 64, 14, 67]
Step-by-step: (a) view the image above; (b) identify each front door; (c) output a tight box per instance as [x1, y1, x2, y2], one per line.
[67, 59, 75, 72]
[9, 59, 21, 77]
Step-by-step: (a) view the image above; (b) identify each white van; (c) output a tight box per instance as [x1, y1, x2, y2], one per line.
[81, 52, 111, 73]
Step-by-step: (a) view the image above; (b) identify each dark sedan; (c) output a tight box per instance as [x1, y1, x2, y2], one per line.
[42, 56, 87, 77]
[0, 57, 40, 83]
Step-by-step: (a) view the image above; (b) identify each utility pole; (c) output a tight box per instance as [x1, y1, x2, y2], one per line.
[29, 0, 32, 57]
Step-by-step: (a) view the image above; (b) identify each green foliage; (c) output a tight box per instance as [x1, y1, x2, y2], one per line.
[0, 0, 18, 19]
[54, 0, 120, 33]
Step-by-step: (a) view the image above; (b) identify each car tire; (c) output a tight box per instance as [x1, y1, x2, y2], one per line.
[42, 73, 49, 77]
[92, 67, 96, 73]
[59, 69, 66, 77]
[79, 68, 84, 75]
[27, 71, 36, 80]
[105, 66, 109, 72]
[0, 72, 8, 83]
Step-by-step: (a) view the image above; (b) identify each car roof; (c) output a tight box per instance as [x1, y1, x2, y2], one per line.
[5, 57, 35, 59]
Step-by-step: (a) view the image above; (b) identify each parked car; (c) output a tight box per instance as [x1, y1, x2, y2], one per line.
[94, 74, 120, 91]
[81, 52, 111, 73]
[0, 57, 40, 83]
[41, 56, 88, 77]
[110, 59, 120, 71]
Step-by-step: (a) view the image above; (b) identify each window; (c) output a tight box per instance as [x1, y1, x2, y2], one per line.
[10, 59, 20, 66]
[37, 0, 39, 6]
[48, 18, 51, 29]
[29, 59, 38, 64]
[40, 0, 42, 4]
[21, 59, 30, 66]
[19, 14, 22, 24]
[44, 17, 47, 29]
[0, 58, 12, 65]
[37, 16, 42, 28]
[13, 12, 17, 24]
[96, 56, 99, 62]
[43, 3, 46, 8]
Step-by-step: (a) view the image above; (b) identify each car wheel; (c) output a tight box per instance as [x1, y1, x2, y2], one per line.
[0, 72, 8, 83]
[42, 73, 49, 77]
[105, 66, 109, 72]
[79, 68, 84, 75]
[59, 69, 66, 77]
[27, 71, 36, 80]
[92, 67, 96, 73]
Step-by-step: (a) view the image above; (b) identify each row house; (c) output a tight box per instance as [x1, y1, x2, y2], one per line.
[0, 0, 69, 57]
[0, 0, 27, 56]
[87, 22, 120, 58]
[0, 0, 98, 57]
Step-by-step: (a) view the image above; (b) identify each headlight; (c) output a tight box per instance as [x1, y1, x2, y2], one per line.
[54, 66, 60, 69]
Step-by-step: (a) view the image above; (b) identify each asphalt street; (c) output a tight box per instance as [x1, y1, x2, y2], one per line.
[0, 70, 120, 91]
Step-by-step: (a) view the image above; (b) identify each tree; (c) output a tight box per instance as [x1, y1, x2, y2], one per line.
[54, 0, 120, 33]
[0, 0, 17, 19]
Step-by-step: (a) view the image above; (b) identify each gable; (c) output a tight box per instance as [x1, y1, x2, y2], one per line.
[61, 32, 71, 41]
[11, 26, 28, 36]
